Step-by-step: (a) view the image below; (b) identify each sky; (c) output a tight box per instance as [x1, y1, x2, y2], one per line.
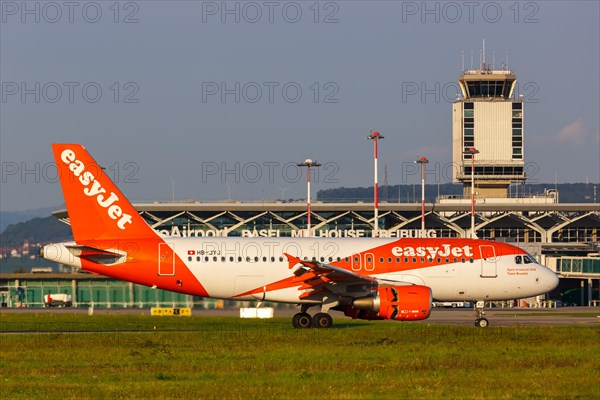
[1, 0, 599, 211]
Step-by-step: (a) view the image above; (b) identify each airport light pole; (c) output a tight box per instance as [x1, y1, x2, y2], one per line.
[415, 156, 429, 238]
[366, 131, 384, 235]
[464, 147, 479, 238]
[297, 159, 321, 236]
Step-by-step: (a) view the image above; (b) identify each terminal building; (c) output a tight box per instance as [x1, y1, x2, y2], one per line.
[1, 52, 598, 308]
[1, 199, 596, 309]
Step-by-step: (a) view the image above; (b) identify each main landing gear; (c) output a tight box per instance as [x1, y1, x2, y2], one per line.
[292, 306, 334, 329]
[474, 301, 489, 327]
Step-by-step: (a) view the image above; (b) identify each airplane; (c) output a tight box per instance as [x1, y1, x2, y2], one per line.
[41, 144, 559, 328]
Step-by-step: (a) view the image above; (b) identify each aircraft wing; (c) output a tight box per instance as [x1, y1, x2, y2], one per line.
[284, 253, 413, 300]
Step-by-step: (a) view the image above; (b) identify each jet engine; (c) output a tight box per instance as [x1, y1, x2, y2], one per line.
[346, 285, 432, 321]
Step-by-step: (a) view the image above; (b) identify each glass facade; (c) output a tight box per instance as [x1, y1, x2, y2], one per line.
[512, 102, 523, 159]
[465, 80, 513, 98]
[463, 102, 475, 158]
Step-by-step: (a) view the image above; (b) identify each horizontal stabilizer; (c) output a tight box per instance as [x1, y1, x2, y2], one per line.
[65, 245, 126, 264]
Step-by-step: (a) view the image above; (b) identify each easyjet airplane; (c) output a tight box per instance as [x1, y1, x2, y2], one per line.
[42, 144, 559, 328]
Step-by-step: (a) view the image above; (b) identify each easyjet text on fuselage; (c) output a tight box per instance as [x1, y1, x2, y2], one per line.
[391, 244, 473, 259]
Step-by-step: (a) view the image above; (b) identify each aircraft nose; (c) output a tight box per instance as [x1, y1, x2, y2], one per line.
[544, 268, 560, 291]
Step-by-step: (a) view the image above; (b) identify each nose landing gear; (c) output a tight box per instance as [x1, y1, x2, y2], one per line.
[474, 301, 489, 327]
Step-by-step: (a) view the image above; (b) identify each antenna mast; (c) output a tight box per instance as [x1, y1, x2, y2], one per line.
[482, 38, 486, 69]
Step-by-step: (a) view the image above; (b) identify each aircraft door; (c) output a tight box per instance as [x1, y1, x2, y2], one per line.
[479, 245, 497, 278]
[158, 243, 175, 276]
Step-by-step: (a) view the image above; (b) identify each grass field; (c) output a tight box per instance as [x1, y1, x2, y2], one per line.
[1, 314, 599, 399]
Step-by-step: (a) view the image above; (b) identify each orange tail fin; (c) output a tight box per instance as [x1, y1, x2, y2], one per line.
[52, 144, 156, 242]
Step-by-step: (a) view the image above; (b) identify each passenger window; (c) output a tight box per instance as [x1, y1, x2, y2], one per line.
[420, 258, 424, 263]
[221, 257, 226, 262]
[271, 257, 275, 262]
[380, 257, 384, 263]
[197, 256, 200, 262]
[188, 256, 192, 262]
[396, 258, 400, 263]
[428, 258, 433, 263]
[404, 258, 408, 263]
[437, 258, 441, 263]
[254, 257, 259, 262]
[515, 256, 522, 264]
[229, 257, 234, 262]
[461, 258, 465, 263]
[412, 258, 416, 263]
[328, 257, 333, 262]
[345, 257, 349, 262]
[279, 257, 283, 262]
[205, 256, 209, 262]
[238, 257, 242, 262]
[388, 258, 392, 263]
[320, 257, 324, 262]
[213, 256, 217, 262]
[262, 257, 267, 262]
[469, 258, 474, 263]
[367, 257, 372, 263]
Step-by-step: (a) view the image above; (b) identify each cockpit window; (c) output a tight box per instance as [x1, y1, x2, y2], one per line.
[515, 256, 522, 264]
[524, 255, 533, 264]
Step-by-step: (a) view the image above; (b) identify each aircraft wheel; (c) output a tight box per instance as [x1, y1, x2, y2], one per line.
[312, 313, 333, 328]
[292, 312, 312, 329]
[475, 318, 489, 328]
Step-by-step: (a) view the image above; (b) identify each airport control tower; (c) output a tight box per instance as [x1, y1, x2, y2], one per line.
[452, 48, 526, 198]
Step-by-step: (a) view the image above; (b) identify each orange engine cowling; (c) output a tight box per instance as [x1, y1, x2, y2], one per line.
[350, 285, 432, 321]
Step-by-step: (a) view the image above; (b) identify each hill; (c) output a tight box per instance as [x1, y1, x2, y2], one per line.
[0, 216, 73, 246]
[317, 183, 598, 203]
[0, 206, 62, 232]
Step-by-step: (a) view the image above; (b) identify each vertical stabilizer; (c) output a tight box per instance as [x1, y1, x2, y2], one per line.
[52, 144, 156, 241]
